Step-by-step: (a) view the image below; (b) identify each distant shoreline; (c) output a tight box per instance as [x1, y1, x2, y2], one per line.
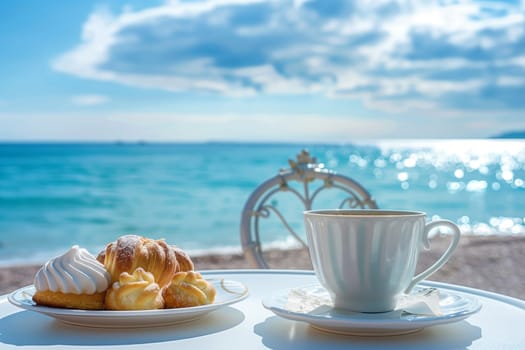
[490, 130, 525, 139]
[0, 137, 524, 145]
[1, 230, 523, 269]
[2, 235, 524, 300]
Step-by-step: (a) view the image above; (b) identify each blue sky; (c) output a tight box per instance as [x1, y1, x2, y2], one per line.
[1, 0, 524, 142]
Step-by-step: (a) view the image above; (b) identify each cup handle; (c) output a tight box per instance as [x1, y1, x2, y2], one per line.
[405, 220, 461, 293]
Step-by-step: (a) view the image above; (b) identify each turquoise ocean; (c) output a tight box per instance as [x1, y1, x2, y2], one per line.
[1, 140, 524, 266]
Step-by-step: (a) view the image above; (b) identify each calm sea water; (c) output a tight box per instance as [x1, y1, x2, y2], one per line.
[0, 140, 524, 266]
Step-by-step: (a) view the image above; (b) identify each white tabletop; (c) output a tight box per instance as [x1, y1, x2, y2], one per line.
[1, 269, 524, 349]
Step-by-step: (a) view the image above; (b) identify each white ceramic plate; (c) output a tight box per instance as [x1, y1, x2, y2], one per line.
[262, 284, 481, 336]
[8, 277, 248, 328]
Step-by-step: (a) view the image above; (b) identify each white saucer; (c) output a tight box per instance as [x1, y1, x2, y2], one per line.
[9, 277, 248, 328]
[262, 284, 481, 336]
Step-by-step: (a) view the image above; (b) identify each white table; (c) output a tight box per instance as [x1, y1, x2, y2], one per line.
[1, 270, 524, 349]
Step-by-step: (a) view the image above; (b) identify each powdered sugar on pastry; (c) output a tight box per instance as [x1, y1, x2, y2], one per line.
[97, 235, 178, 288]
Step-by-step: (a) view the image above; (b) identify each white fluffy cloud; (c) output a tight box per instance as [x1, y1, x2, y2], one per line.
[53, 0, 525, 112]
[71, 94, 110, 106]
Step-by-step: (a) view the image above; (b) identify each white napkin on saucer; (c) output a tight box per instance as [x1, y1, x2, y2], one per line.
[286, 287, 442, 316]
[397, 288, 442, 316]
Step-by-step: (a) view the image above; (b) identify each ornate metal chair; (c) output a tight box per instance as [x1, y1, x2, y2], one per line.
[240, 150, 378, 268]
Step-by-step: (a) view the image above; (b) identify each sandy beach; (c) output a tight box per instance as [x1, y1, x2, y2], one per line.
[1, 235, 524, 300]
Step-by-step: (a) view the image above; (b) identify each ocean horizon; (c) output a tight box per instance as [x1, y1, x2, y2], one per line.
[1, 139, 524, 266]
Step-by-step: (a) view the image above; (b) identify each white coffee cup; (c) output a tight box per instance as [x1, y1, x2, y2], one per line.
[304, 209, 461, 313]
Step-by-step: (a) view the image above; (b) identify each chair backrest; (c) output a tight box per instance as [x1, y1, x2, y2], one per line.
[240, 150, 378, 268]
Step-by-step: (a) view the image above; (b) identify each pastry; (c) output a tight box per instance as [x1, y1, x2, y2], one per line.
[97, 235, 178, 288]
[105, 267, 165, 310]
[32, 245, 111, 310]
[172, 246, 194, 272]
[163, 271, 216, 308]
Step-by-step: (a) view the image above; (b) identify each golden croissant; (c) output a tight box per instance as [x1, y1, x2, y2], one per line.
[97, 234, 179, 288]
[172, 245, 194, 272]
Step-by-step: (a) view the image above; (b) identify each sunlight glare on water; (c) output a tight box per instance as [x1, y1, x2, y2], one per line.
[0, 141, 523, 265]
[351, 139, 525, 235]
